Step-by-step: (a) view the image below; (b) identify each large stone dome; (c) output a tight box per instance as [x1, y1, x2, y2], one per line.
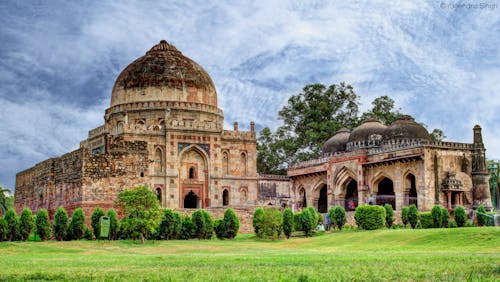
[110, 40, 217, 108]
[384, 115, 431, 141]
[348, 118, 387, 144]
[322, 128, 350, 154]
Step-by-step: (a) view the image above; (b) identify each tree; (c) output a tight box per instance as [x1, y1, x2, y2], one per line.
[282, 208, 294, 239]
[360, 95, 400, 125]
[252, 207, 265, 239]
[430, 129, 446, 142]
[179, 215, 195, 240]
[159, 209, 182, 240]
[257, 127, 286, 175]
[70, 208, 85, 240]
[454, 206, 467, 227]
[384, 204, 394, 228]
[192, 210, 213, 239]
[408, 204, 419, 229]
[91, 208, 105, 239]
[0, 187, 12, 216]
[35, 209, 50, 241]
[263, 207, 283, 240]
[0, 218, 7, 241]
[301, 208, 314, 237]
[53, 207, 68, 241]
[223, 208, 240, 239]
[329, 206, 347, 231]
[19, 208, 34, 241]
[401, 206, 409, 227]
[441, 207, 450, 228]
[431, 205, 442, 228]
[115, 185, 162, 244]
[107, 208, 119, 240]
[4, 208, 18, 241]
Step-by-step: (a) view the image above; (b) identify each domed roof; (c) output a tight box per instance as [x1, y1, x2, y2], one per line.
[322, 128, 350, 154]
[348, 118, 387, 143]
[384, 115, 431, 141]
[110, 40, 217, 107]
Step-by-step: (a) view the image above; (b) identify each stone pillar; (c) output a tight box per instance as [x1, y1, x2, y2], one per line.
[472, 125, 493, 210]
[234, 122, 238, 131]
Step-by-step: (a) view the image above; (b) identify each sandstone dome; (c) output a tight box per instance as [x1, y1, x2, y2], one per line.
[384, 115, 431, 141]
[322, 128, 350, 154]
[348, 118, 387, 143]
[110, 40, 217, 108]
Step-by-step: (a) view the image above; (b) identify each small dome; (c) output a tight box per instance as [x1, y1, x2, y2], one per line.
[384, 115, 431, 141]
[348, 118, 387, 143]
[322, 128, 350, 154]
[110, 40, 217, 107]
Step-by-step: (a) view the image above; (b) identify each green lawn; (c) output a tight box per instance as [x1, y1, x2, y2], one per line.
[0, 228, 499, 281]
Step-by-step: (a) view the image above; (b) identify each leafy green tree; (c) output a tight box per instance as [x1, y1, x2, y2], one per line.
[107, 208, 119, 240]
[329, 206, 347, 231]
[53, 207, 68, 241]
[214, 218, 226, 239]
[4, 208, 18, 241]
[282, 208, 294, 239]
[263, 207, 283, 240]
[159, 209, 182, 240]
[360, 95, 400, 125]
[19, 208, 34, 241]
[0, 218, 8, 241]
[70, 208, 85, 240]
[192, 210, 213, 239]
[91, 208, 104, 239]
[35, 209, 50, 241]
[401, 206, 409, 227]
[0, 187, 12, 216]
[408, 204, 419, 229]
[431, 205, 443, 228]
[430, 129, 446, 142]
[476, 205, 487, 227]
[441, 207, 450, 228]
[384, 204, 394, 228]
[454, 206, 467, 227]
[257, 127, 287, 175]
[253, 207, 265, 239]
[306, 206, 319, 225]
[115, 185, 162, 244]
[301, 208, 314, 237]
[223, 208, 240, 239]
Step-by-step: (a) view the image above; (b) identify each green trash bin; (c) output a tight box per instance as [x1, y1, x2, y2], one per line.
[100, 216, 110, 239]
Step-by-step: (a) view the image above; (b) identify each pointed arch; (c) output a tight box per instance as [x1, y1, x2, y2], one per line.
[154, 147, 163, 173]
[334, 166, 357, 188]
[222, 150, 229, 175]
[403, 172, 417, 207]
[240, 152, 247, 176]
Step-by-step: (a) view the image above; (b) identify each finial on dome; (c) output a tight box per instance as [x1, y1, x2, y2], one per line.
[147, 39, 178, 53]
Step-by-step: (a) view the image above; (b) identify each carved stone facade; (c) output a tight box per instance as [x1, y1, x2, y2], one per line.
[288, 117, 493, 213]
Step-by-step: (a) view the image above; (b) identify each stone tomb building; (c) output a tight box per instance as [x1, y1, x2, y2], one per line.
[15, 40, 492, 223]
[288, 117, 493, 213]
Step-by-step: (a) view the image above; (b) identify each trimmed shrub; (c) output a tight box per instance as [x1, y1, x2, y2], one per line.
[441, 207, 450, 228]
[306, 207, 319, 225]
[354, 205, 386, 230]
[282, 208, 294, 239]
[454, 206, 466, 227]
[331, 206, 347, 231]
[263, 207, 283, 240]
[293, 211, 303, 231]
[449, 220, 458, 228]
[384, 204, 394, 228]
[4, 208, 18, 241]
[35, 209, 50, 241]
[83, 225, 93, 240]
[70, 208, 85, 240]
[301, 208, 314, 237]
[401, 206, 409, 227]
[431, 205, 442, 228]
[418, 212, 433, 229]
[0, 218, 8, 241]
[91, 208, 105, 239]
[53, 207, 69, 241]
[192, 210, 213, 239]
[159, 209, 182, 240]
[223, 208, 240, 239]
[253, 207, 265, 239]
[107, 208, 119, 240]
[179, 215, 195, 240]
[408, 204, 419, 229]
[476, 205, 487, 227]
[18, 208, 34, 241]
[214, 219, 226, 239]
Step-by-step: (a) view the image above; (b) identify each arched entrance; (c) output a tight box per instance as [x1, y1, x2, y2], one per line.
[184, 191, 198, 208]
[317, 185, 327, 213]
[222, 189, 229, 206]
[299, 188, 307, 209]
[179, 146, 208, 208]
[345, 179, 358, 211]
[405, 174, 418, 208]
[377, 177, 395, 210]
[156, 187, 162, 204]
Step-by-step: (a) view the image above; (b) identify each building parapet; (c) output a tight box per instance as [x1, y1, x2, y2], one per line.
[258, 174, 290, 180]
[105, 101, 223, 117]
[221, 130, 256, 141]
[426, 141, 474, 150]
[289, 156, 330, 169]
[88, 125, 107, 139]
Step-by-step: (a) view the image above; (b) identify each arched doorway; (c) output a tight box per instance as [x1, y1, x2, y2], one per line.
[317, 185, 327, 213]
[299, 188, 307, 209]
[345, 179, 358, 211]
[156, 187, 162, 204]
[406, 174, 417, 208]
[184, 191, 198, 208]
[377, 177, 395, 210]
[223, 189, 229, 206]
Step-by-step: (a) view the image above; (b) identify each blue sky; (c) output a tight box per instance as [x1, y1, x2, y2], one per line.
[0, 0, 499, 190]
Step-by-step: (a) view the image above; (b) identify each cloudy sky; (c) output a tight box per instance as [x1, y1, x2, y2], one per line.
[1, 0, 499, 190]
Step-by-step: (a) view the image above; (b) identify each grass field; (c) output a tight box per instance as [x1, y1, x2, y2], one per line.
[0, 228, 499, 281]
